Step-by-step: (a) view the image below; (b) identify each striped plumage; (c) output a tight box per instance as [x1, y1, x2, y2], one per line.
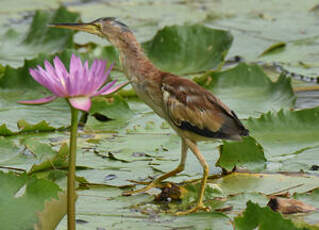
[161, 73, 248, 141]
[52, 17, 249, 215]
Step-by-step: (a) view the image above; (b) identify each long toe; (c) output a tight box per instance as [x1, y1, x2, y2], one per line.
[174, 204, 211, 216]
[122, 182, 157, 196]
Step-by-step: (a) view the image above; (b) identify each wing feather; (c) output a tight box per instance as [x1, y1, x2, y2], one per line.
[161, 74, 248, 140]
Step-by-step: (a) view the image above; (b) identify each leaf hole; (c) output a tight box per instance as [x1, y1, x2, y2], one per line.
[14, 184, 26, 198]
[92, 113, 113, 122]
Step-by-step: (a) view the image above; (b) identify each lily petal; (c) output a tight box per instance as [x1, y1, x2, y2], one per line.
[70, 54, 83, 82]
[53, 56, 69, 85]
[17, 95, 57, 105]
[94, 80, 116, 96]
[99, 81, 129, 96]
[68, 97, 92, 112]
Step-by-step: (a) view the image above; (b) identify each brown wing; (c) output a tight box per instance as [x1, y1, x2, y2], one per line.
[161, 74, 248, 140]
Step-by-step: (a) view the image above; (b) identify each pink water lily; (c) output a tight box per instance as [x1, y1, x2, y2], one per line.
[18, 54, 127, 112]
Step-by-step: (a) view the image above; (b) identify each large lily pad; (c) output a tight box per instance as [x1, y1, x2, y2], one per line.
[293, 189, 319, 228]
[70, 0, 208, 46]
[56, 187, 233, 230]
[143, 24, 233, 75]
[0, 6, 79, 67]
[234, 201, 304, 230]
[245, 107, 319, 172]
[0, 134, 68, 172]
[217, 136, 266, 172]
[0, 171, 65, 230]
[207, 0, 319, 81]
[198, 63, 295, 118]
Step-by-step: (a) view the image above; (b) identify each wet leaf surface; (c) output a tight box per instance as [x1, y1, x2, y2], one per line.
[234, 201, 304, 230]
[217, 136, 266, 172]
[199, 63, 295, 118]
[0, 171, 65, 230]
[0, 6, 79, 67]
[143, 24, 233, 75]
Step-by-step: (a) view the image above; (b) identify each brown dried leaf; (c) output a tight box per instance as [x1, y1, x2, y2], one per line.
[34, 191, 67, 230]
[267, 197, 317, 214]
[215, 205, 233, 212]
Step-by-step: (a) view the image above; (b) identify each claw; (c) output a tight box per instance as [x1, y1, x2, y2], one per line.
[174, 204, 211, 215]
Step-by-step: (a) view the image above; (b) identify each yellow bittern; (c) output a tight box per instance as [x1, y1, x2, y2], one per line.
[51, 18, 249, 215]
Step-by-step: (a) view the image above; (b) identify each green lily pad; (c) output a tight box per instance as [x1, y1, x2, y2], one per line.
[84, 96, 133, 132]
[56, 186, 233, 230]
[234, 201, 304, 230]
[214, 172, 319, 196]
[0, 6, 79, 67]
[293, 189, 319, 228]
[217, 136, 266, 172]
[29, 143, 69, 174]
[207, 0, 319, 83]
[197, 63, 295, 118]
[143, 24, 233, 75]
[245, 107, 319, 172]
[0, 133, 68, 172]
[0, 171, 65, 230]
[69, 0, 208, 46]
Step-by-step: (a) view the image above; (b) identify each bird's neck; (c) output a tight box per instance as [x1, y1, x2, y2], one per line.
[109, 32, 159, 82]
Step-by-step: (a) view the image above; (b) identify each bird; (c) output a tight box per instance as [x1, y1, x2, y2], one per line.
[51, 17, 249, 215]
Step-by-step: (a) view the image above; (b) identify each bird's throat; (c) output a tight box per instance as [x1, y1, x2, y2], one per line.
[109, 33, 157, 82]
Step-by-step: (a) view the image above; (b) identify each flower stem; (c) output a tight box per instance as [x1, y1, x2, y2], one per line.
[68, 106, 79, 230]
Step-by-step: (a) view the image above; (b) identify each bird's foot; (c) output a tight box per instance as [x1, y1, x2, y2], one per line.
[174, 203, 210, 216]
[122, 182, 157, 196]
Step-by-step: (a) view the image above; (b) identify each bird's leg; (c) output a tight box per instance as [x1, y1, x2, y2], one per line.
[175, 139, 210, 215]
[122, 138, 188, 196]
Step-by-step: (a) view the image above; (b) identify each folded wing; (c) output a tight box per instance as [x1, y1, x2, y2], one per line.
[161, 74, 249, 140]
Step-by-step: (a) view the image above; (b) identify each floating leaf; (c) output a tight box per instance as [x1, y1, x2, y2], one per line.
[0, 136, 68, 172]
[234, 201, 304, 230]
[89, 96, 134, 120]
[245, 107, 319, 171]
[0, 6, 79, 67]
[143, 24, 233, 75]
[217, 136, 266, 172]
[84, 96, 134, 132]
[29, 143, 69, 174]
[0, 171, 64, 230]
[214, 172, 319, 195]
[57, 186, 233, 230]
[35, 191, 67, 230]
[17, 120, 57, 133]
[198, 63, 295, 118]
[0, 124, 15, 136]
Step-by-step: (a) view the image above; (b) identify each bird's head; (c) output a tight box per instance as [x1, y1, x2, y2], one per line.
[50, 17, 131, 41]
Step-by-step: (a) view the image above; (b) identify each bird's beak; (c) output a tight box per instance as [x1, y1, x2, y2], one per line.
[49, 22, 98, 34]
